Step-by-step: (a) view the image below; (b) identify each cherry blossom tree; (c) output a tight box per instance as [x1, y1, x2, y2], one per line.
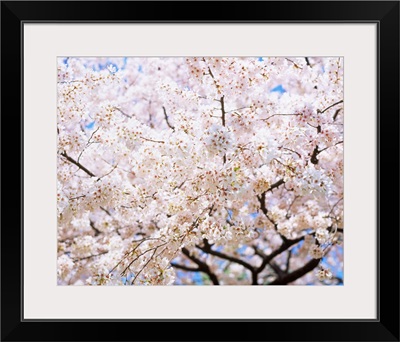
[57, 57, 343, 286]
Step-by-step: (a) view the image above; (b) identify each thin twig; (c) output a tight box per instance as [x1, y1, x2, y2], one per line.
[114, 107, 133, 118]
[98, 164, 118, 180]
[286, 196, 299, 219]
[140, 136, 165, 144]
[162, 106, 175, 130]
[220, 96, 226, 127]
[318, 141, 343, 154]
[285, 58, 302, 69]
[260, 113, 302, 122]
[333, 108, 342, 121]
[281, 147, 302, 158]
[131, 248, 157, 284]
[319, 100, 343, 114]
[328, 198, 344, 217]
[220, 96, 227, 164]
[73, 251, 108, 262]
[77, 127, 100, 163]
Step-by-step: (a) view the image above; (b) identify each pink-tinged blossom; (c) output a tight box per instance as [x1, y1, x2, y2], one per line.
[57, 57, 343, 285]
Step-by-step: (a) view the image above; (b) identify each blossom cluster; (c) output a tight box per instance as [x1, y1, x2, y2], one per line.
[57, 57, 343, 285]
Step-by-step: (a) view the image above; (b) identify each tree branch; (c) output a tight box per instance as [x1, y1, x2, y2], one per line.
[285, 58, 302, 69]
[140, 136, 165, 144]
[333, 108, 342, 121]
[131, 248, 157, 284]
[182, 247, 219, 285]
[310, 140, 343, 165]
[310, 145, 320, 165]
[256, 181, 286, 237]
[268, 258, 320, 285]
[162, 106, 175, 130]
[220, 96, 227, 164]
[254, 236, 304, 274]
[257, 192, 279, 232]
[281, 147, 302, 159]
[220, 96, 226, 127]
[319, 100, 343, 114]
[77, 127, 100, 163]
[114, 107, 133, 118]
[318, 141, 343, 154]
[198, 245, 254, 272]
[260, 113, 302, 122]
[170, 262, 199, 272]
[197, 241, 257, 284]
[73, 251, 108, 262]
[268, 179, 285, 192]
[60, 151, 96, 178]
[89, 220, 101, 236]
[269, 261, 285, 278]
[285, 250, 292, 273]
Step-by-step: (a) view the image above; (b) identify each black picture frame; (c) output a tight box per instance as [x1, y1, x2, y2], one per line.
[1, 1, 399, 341]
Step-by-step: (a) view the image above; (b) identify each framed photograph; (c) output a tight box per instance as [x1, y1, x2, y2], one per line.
[1, 1, 398, 341]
